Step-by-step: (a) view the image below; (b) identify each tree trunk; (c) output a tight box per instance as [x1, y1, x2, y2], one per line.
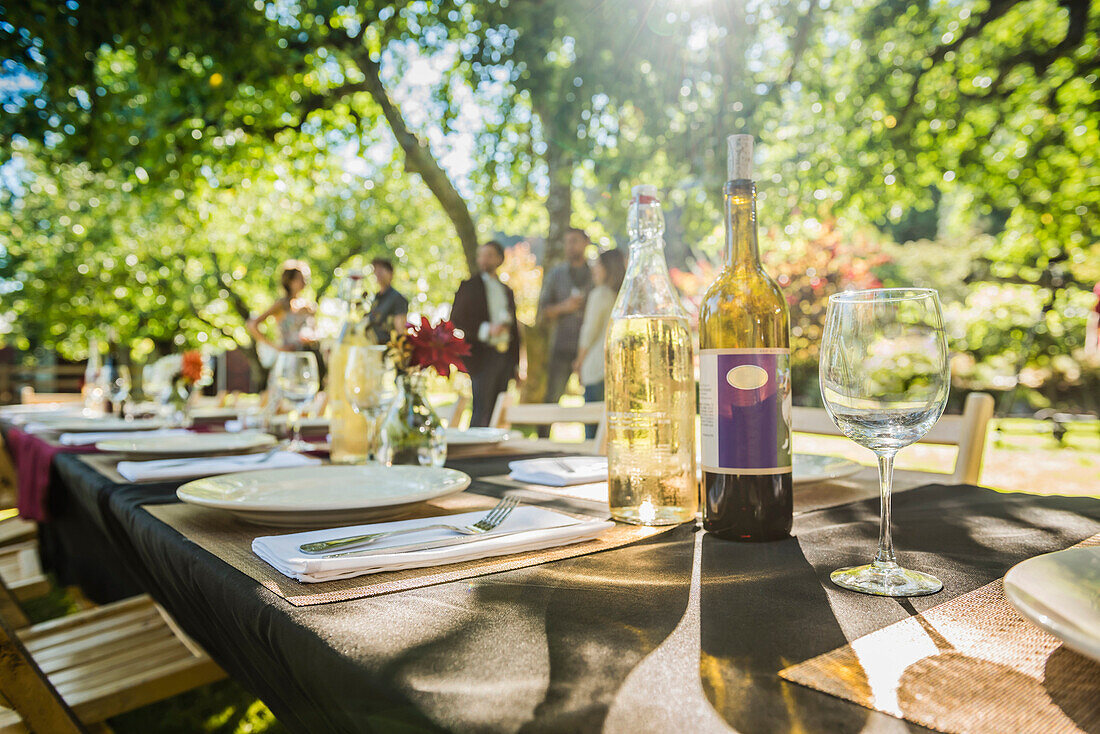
[542, 120, 574, 270]
[361, 57, 479, 275]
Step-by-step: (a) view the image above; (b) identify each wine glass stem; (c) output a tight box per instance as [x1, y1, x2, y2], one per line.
[874, 452, 897, 567]
[290, 407, 302, 445]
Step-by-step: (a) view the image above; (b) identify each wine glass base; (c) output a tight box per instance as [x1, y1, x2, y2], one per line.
[830, 562, 943, 597]
[285, 439, 315, 453]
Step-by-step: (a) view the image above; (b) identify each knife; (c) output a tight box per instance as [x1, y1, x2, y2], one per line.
[319, 523, 591, 559]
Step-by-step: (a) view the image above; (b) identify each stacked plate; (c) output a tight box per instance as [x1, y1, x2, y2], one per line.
[177, 465, 472, 527]
[98, 431, 277, 458]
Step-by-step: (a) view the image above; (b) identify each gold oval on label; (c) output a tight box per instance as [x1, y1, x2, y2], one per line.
[726, 364, 769, 390]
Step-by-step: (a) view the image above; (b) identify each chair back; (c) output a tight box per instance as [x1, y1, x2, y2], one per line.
[19, 388, 82, 405]
[0, 573, 86, 733]
[490, 393, 607, 453]
[430, 394, 469, 429]
[793, 391, 995, 484]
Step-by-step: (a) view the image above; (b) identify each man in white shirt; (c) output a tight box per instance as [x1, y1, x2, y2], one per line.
[451, 242, 521, 427]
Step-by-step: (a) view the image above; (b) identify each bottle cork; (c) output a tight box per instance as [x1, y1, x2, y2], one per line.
[727, 134, 753, 181]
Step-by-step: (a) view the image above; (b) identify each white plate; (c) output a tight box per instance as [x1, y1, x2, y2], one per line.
[177, 464, 471, 527]
[43, 417, 164, 433]
[793, 453, 862, 486]
[97, 431, 277, 457]
[445, 427, 512, 445]
[1004, 547, 1100, 663]
[0, 403, 83, 417]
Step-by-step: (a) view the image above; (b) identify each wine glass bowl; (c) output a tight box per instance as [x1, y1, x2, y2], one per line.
[819, 288, 950, 597]
[272, 351, 320, 452]
[343, 345, 395, 463]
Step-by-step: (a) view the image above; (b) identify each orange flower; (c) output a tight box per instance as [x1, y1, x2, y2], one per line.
[180, 351, 204, 384]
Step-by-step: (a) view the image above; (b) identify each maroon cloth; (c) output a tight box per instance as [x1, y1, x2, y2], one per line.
[8, 428, 99, 522]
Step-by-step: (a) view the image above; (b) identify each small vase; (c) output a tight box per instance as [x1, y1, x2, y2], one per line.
[379, 373, 446, 467]
[160, 381, 194, 428]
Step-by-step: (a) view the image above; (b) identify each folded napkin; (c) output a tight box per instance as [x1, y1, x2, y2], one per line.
[58, 428, 191, 446]
[117, 451, 321, 482]
[253, 505, 613, 583]
[508, 456, 608, 487]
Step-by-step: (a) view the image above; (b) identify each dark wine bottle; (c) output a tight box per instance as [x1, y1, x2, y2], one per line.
[698, 135, 793, 541]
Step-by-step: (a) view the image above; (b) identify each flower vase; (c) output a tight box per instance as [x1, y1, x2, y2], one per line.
[379, 373, 446, 467]
[161, 381, 194, 428]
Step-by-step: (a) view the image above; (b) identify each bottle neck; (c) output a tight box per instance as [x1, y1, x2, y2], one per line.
[724, 180, 759, 270]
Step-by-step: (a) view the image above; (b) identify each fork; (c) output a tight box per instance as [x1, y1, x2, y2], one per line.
[298, 495, 521, 555]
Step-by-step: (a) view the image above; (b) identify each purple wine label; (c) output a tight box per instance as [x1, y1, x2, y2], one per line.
[699, 349, 792, 474]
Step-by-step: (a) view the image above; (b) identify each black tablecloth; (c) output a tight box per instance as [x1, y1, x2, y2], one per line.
[49, 452, 1100, 734]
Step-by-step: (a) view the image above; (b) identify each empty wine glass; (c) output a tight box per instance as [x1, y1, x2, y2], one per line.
[272, 351, 320, 452]
[819, 288, 950, 597]
[344, 345, 396, 463]
[105, 363, 132, 419]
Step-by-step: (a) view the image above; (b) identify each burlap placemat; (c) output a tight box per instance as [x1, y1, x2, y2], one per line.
[780, 533, 1100, 734]
[144, 494, 674, 606]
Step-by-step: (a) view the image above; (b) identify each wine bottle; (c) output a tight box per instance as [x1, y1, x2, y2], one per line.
[698, 135, 793, 541]
[605, 185, 698, 526]
[329, 271, 375, 464]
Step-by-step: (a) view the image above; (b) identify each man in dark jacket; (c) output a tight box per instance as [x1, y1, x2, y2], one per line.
[451, 241, 521, 427]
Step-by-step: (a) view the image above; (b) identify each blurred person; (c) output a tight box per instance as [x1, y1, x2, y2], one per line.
[367, 257, 409, 344]
[247, 260, 317, 354]
[451, 241, 521, 427]
[538, 227, 594, 413]
[1087, 281, 1100, 356]
[573, 248, 626, 438]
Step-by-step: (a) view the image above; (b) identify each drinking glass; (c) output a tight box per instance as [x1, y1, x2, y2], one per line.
[344, 345, 396, 463]
[106, 363, 132, 419]
[272, 351, 321, 452]
[819, 288, 950, 596]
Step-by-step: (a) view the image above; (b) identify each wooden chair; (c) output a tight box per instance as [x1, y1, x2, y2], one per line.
[19, 388, 83, 406]
[430, 394, 469, 429]
[0, 541, 49, 602]
[793, 391, 995, 484]
[0, 576, 225, 733]
[0, 516, 35, 548]
[0, 434, 18, 507]
[490, 393, 608, 454]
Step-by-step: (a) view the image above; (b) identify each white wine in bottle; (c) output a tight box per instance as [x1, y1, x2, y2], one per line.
[698, 135, 793, 541]
[605, 186, 698, 526]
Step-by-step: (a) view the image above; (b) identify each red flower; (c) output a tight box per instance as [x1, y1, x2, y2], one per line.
[180, 351, 204, 384]
[405, 316, 471, 376]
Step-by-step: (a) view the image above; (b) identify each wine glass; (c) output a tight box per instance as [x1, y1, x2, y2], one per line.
[819, 288, 950, 597]
[272, 351, 321, 452]
[105, 363, 132, 419]
[344, 345, 396, 462]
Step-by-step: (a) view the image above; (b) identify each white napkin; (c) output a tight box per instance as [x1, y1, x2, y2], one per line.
[58, 428, 191, 446]
[253, 505, 613, 583]
[117, 451, 321, 482]
[508, 456, 608, 487]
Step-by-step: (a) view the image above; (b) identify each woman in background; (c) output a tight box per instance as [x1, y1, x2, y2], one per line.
[574, 248, 626, 437]
[247, 260, 317, 355]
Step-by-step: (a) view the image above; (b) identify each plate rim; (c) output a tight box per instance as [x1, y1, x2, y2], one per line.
[1003, 546, 1100, 663]
[792, 452, 863, 485]
[46, 418, 165, 432]
[444, 427, 512, 445]
[96, 431, 277, 455]
[177, 464, 471, 512]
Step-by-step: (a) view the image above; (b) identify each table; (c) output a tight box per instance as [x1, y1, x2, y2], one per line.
[36, 446, 1100, 734]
